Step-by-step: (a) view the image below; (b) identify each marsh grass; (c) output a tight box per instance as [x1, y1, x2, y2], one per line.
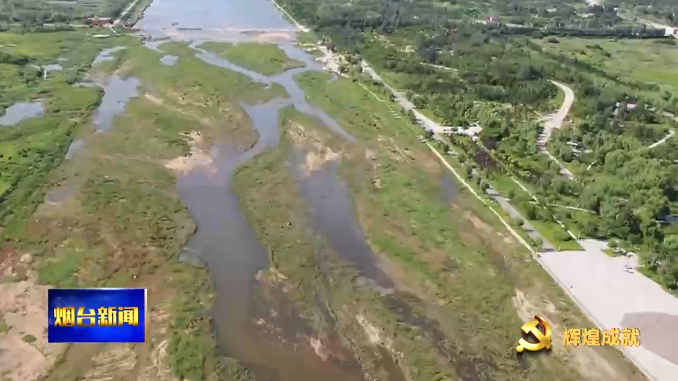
[6, 33, 291, 381]
[0, 32, 135, 239]
[199, 41, 305, 76]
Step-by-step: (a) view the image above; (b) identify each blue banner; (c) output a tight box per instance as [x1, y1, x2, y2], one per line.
[47, 288, 147, 343]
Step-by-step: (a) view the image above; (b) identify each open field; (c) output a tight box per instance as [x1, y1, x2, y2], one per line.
[536, 37, 678, 101]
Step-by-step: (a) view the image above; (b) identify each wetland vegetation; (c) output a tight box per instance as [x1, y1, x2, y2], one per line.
[0, 31, 282, 381]
[1, 0, 674, 380]
[200, 42, 305, 76]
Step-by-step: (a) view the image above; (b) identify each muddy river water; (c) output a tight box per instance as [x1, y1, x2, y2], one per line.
[134, 1, 444, 380]
[174, 42, 388, 380]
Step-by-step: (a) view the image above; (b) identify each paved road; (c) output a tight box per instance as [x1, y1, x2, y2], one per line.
[539, 81, 577, 181]
[360, 59, 556, 251]
[541, 241, 678, 381]
[485, 188, 555, 251]
[618, 12, 677, 38]
[534, 81, 678, 381]
[649, 112, 678, 149]
[114, 0, 142, 26]
[360, 62, 677, 380]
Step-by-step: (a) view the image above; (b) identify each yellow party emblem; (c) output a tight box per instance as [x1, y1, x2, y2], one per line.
[516, 315, 552, 353]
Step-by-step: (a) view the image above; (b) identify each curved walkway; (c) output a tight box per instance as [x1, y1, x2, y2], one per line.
[539, 80, 577, 181]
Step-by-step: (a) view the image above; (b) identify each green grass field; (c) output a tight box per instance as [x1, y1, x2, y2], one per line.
[0, 30, 648, 381]
[537, 38, 678, 100]
[0, 31, 134, 237]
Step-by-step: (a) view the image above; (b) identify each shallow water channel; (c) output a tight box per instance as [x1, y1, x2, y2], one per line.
[136, 1, 441, 380]
[0, 101, 44, 126]
[176, 41, 395, 380]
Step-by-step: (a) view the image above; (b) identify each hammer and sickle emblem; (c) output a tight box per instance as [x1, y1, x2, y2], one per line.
[516, 315, 551, 353]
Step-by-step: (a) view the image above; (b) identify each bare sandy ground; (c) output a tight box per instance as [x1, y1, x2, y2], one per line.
[164, 131, 215, 175]
[540, 239, 678, 381]
[0, 254, 68, 381]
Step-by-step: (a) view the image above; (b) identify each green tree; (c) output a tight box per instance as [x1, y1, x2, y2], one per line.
[525, 204, 538, 220]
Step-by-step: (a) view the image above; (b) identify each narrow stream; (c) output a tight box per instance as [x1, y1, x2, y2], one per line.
[174, 41, 376, 381]
[47, 50, 140, 205]
[92, 75, 140, 133]
[92, 46, 126, 66]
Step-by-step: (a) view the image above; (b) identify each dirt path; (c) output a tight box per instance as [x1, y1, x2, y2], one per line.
[356, 51, 674, 381]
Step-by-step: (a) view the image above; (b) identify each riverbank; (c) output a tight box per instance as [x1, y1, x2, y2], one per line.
[200, 42, 305, 75]
[0, 1, 665, 380]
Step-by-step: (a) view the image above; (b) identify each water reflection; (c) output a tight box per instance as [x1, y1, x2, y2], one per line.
[65, 139, 85, 160]
[0, 101, 44, 126]
[135, 2, 406, 380]
[92, 75, 139, 133]
[92, 46, 125, 66]
[138, 0, 295, 41]
[159, 55, 179, 66]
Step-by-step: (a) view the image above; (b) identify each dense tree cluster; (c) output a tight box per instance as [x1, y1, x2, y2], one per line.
[613, 0, 678, 25]
[0, 0, 132, 24]
[276, 0, 678, 287]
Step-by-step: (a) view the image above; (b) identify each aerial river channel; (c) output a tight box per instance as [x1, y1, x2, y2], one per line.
[137, 0, 411, 380]
[131, 0, 457, 379]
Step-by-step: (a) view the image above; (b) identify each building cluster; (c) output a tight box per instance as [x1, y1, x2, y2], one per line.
[440, 123, 483, 141]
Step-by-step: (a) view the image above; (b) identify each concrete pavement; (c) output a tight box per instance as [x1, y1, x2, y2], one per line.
[541, 240, 678, 381]
[361, 63, 447, 135]
[360, 58, 559, 252]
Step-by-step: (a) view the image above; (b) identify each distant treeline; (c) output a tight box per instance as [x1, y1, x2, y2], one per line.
[489, 25, 669, 39]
